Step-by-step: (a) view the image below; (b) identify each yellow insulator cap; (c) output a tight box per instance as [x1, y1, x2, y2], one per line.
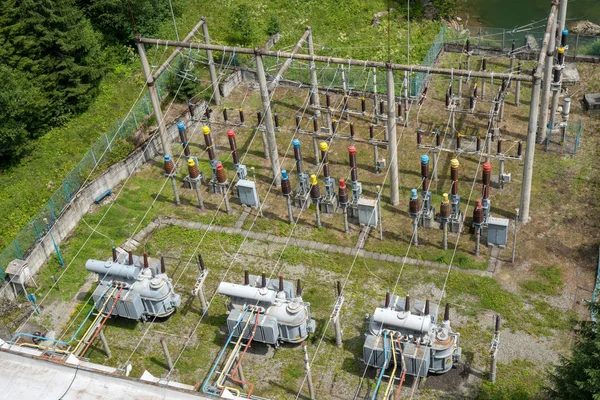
[188, 159, 195, 167]
[474, 82, 478, 87]
[451, 158, 460, 169]
[238, 107, 243, 111]
[332, 119, 337, 123]
[442, 193, 449, 204]
[558, 47, 565, 54]
[202, 126, 210, 135]
[310, 174, 318, 185]
[457, 132, 462, 137]
[319, 142, 329, 152]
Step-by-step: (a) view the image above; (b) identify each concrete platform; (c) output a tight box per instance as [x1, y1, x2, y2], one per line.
[584, 92, 600, 110]
[562, 63, 580, 87]
[0, 350, 211, 400]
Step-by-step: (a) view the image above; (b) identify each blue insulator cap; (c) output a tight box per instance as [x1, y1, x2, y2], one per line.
[282, 170, 289, 180]
[562, 29, 568, 36]
[411, 188, 418, 199]
[421, 154, 429, 165]
[164, 154, 171, 162]
[177, 121, 185, 131]
[292, 139, 301, 148]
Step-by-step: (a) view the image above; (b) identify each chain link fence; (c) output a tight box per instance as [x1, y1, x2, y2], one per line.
[545, 119, 582, 154]
[0, 61, 176, 280]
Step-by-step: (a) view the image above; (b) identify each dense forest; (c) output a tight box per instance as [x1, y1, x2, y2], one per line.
[0, 0, 178, 165]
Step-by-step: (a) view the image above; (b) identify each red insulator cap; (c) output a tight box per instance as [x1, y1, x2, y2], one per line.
[482, 162, 492, 173]
[339, 178, 346, 189]
[348, 146, 356, 155]
[227, 129, 235, 138]
[216, 162, 224, 170]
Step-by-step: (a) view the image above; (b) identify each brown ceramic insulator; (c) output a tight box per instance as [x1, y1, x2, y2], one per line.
[160, 256, 166, 274]
[204, 132, 215, 161]
[497, 139, 502, 155]
[296, 279, 302, 296]
[405, 295, 411, 312]
[517, 140, 523, 157]
[128, 251, 133, 265]
[227, 130, 239, 165]
[473, 199, 484, 224]
[398, 102, 402, 118]
[445, 91, 451, 107]
[425, 298, 430, 315]
[361, 97, 366, 112]
[338, 178, 348, 204]
[495, 315, 501, 333]
[261, 271, 267, 288]
[205, 108, 212, 119]
[216, 163, 227, 183]
[470, 96, 475, 110]
[350, 122, 355, 138]
[554, 68, 561, 83]
[385, 291, 390, 308]
[331, 119, 337, 134]
[482, 58, 487, 71]
[274, 113, 280, 128]
[164, 159, 175, 175]
[451, 180, 459, 196]
[321, 152, 330, 178]
[466, 39, 471, 53]
[451, 164, 459, 182]
[436, 133, 441, 147]
[421, 162, 429, 180]
[343, 95, 348, 111]
[473, 84, 479, 98]
[296, 115, 301, 130]
[456, 134, 461, 149]
[348, 146, 358, 182]
[181, 132, 190, 157]
[482, 162, 491, 199]
[256, 111, 262, 126]
[336, 281, 342, 297]
[379, 100, 385, 115]
[440, 202, 451, 218]
[444, 303, 450, 321]
[423, 177, 430, 192]
[198, 254, 205, 270]
[281, 177, 292, 195]
[417, 129, 422, 145]
[409, 197, 421, 214]
[188, 160, 199, 179]
[143, 252, 149, 269]
[112, 247, 117, 262]
[278, 275, 284, 292]
[494, 100, 500, 113]
[326, 93, 331, 108]
[313, 116, 318, 133]
[310, 181, 321, 200]
[476, 136, 481, 152]
[188, 100, 195, 118]
[244, 269, 249, 285]
[222, 107, 228, 122]
[369, 124, 374, 140]
[239, 108, 245, 124]
[501, 79, 507, 92]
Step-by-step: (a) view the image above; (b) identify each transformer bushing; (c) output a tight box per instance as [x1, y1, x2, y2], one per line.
[203, 126, 222, 194]
[449, 159, 462, 233]
[440, 193, 451, 250]
[164, 154, 180, 205]
[419, 155, 435, 228]
[473, 199, 485, 256]
[292, 139, 310, 209]
[187, 158, 204, 209]
[348, 146, 362, 218]
[177, 121, 191, 158]
[318, 142, 338, 213]
[338, 178, 350, 233]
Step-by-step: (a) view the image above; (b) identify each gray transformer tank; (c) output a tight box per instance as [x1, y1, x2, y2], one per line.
[217, 273, 316, 345]
[86, 252, 181, 321]
[363, 295, 461, 377]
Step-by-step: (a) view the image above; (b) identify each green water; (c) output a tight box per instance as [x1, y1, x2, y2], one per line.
[462, 0, 600, 28]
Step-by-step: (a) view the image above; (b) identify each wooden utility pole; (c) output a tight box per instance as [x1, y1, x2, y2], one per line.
[269, 28, 311, 91]
[386, 67, 399, 205]
[201, 17, 221, 105]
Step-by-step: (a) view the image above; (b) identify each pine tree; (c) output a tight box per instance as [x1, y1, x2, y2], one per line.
[0, 0, 104, 126]
[548, 301, 600, 399]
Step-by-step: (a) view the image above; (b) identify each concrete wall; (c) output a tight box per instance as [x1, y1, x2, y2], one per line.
[22, 105, 203, 277]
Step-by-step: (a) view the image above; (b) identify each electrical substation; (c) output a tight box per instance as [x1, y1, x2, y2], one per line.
[2, 2, 599, 399]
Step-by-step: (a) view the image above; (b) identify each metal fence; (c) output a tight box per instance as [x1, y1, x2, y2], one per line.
[0, 61, 176, 280]
[545, 119, 583, 154]
[445, 25, 600, 58]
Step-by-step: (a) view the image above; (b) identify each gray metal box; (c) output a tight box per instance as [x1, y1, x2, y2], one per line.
[227, 308, 279, 344]
[363, 334, 388, 368]
[403, 342, 431, 377]
[236, 179, 259, 207]
[487, 217, 509, 247]
[357, 198, 378, 227]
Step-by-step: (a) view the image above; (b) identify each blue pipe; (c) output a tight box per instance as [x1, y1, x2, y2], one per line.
[10, 285, 111, 346]
[202, 309, 249, 396]
[372, 333, 389, 400]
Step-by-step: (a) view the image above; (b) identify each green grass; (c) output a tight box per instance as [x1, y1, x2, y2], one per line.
[520, 265, 563, 296]
[479, 359, 546, 400]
